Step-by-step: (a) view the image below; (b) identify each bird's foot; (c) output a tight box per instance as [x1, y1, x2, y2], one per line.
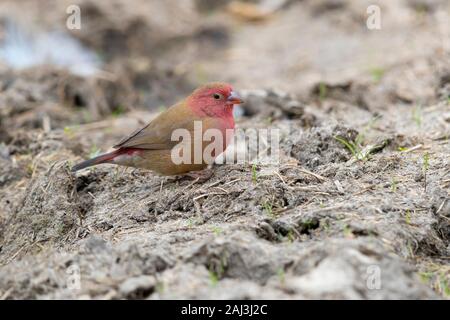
[183, 168, 215, 184]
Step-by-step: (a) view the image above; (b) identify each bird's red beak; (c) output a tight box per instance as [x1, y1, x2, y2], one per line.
[227, 91, 243, 105]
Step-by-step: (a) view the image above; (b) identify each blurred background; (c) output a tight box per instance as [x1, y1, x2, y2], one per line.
[0, 0, 449, 133]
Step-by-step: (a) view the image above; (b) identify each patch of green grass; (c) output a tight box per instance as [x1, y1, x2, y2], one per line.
[89, 145, 101, 159]
[406, 240, 415, 258]
[334, 136, 367, 161]
[369, 67, 385, 83]
[405, 209, 412, 225]
[422, 152, 430, 191]
[413, 3, 428, 16]
[419, 271, 434, 284]
[320, 218, 331, 232]
[112, 105, 126, 117]
[334, 116, 386, 161]
[262, 200, 274, 218]
[155, 282, 165, 294]
[334, 117, 378, 161]
[334, 136, 359, 157]
[251, 163, 258, 183]
[286, 229, 295, 243]
[208, 256, 227, 287]
[440, 274, 450, 297]
[208, 270, 219, 287]
[418, 264, 450, 298]
[422, 152, 430, 171]
[343, 224, 353, 238]
[63, 126, 76, 138]
[391, 177, 398, 192]
[318, 82, 327, 101]
[26, 162, 35, 176]
[276, 268, 285, 284]
[299, 218, 319, 232]
[187, 217, 202, 228]
[212, 226, 223, 236]
[412, 104, 423, 127]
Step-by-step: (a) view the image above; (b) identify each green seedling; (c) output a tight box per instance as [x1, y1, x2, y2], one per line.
[208, 270, 219, 287]
[441, 275, 450, 297]
[112, 105, 126, 117]
[343, 224, 353, 238]
[63, 126, 75, 138]
[412, 104, 423, 127]
[26, 162, 35, 176]
[155, 282, 165, 294]
[417, 263, 450, 298]
[407, 240, 415, 258]
[334, 121, 387, 162]
[89, 145, 101, 159]
[263, 200, 273, 218]
[276, 268, 286, 284]
[212, 226, 223, 236]
[369, 67, 385, 83]
[422, 152, 430, 191]
[251, 163, 258, 183]
[318, 82, 327, 101]
[419, 272, 433, 284]
[391, 177, 398, 192]
[208, 257, 226, 287]
[334, 136, 359, 157]
[405, 209, 412, 225]
[320, 218, 331, 232]
[286, 229, 295, 243]
[334, 136, 369, 161]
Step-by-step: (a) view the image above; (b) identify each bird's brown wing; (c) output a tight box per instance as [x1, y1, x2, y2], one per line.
[113, 102, 201, 150]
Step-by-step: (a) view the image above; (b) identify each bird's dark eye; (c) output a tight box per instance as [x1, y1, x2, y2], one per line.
[213, 93, 222, 100]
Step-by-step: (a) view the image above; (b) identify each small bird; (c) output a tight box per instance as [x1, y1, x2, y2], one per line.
[71, 82, 243, 176]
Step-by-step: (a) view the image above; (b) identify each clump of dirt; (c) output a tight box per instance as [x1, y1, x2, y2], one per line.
[0, 235, 173, 299]
[0, 162, 81, 263]
[0, 66, 136, 133]
[287, 125, 359, 170]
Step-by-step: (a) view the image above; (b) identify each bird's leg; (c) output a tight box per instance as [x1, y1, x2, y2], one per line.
[163, 170, 213, 185]
[166, 164, 215, 184]
[163, 175, 182, 184]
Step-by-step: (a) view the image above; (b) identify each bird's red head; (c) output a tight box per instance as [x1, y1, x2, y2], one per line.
[187, 82, 243, 118]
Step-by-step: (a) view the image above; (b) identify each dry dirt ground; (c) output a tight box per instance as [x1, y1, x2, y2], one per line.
[0, 0, 449, 299]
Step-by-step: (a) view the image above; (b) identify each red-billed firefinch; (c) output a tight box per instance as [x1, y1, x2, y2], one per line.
[71, 82, 243, 175]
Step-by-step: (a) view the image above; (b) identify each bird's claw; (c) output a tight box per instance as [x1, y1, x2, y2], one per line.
[182, 168, 215, 184]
